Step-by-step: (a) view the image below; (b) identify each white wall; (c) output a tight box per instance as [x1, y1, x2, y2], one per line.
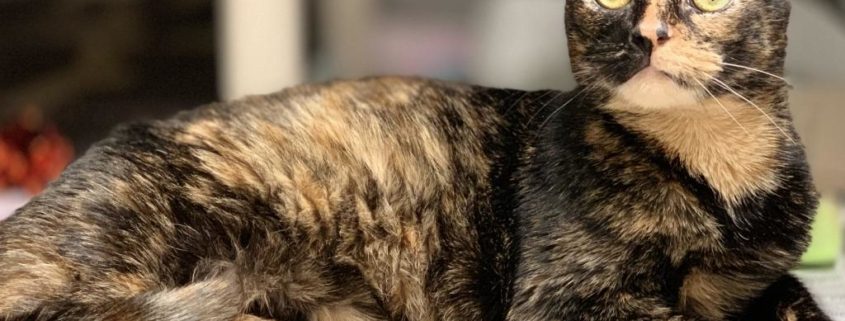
[217, 0, 304, 101]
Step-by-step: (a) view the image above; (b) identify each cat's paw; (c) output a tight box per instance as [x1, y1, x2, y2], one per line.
[777, 303, 833, 321]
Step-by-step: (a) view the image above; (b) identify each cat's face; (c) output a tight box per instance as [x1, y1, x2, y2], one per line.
[565, 0, 791, 109]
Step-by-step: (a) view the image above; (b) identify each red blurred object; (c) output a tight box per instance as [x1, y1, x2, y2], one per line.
[0, 107, 74, 194]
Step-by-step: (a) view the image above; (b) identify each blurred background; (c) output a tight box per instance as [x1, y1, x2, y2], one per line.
[0, 0, 844, 315]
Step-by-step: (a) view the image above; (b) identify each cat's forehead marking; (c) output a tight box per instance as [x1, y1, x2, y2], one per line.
[639, 0, 661, 27]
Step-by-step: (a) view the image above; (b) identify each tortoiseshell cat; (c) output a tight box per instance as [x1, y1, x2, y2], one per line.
[0, 0, 833, 320]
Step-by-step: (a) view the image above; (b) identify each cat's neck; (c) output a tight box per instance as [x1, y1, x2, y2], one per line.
[605, 96, 791, 204]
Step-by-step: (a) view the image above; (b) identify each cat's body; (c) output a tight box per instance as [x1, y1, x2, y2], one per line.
[0, 77, 827, 321]
[0, 0, 834, 320]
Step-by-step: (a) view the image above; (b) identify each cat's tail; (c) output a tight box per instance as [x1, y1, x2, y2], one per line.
[5, 270, 258, 321]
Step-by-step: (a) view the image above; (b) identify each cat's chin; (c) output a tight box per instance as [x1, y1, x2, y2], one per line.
[612, 67, 700, 110]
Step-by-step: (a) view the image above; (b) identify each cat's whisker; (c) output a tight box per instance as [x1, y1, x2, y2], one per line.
[708, 76, 797, 144]
[693, 78, 751, 136]
[505, 90, 556, 121]
[504, 91, 531, 114]
[721, 62, 793, 87]
[526, 92, 565, 126]
[538, 88, 586, 130]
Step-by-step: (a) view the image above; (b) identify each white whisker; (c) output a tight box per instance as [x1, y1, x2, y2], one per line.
[693, 78, 751, 136]
[505, 91, 532, 114]
[721, 62, 793, 87]
[526, 92, 565, 125]
[708, 77, 796, 144]
[538, 89, 586, 130]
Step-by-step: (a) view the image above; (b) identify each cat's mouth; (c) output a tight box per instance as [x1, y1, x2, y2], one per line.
[629, 48, 685, 84]
[614, 56, 702, 109]
[634, 66, 691, 89]
[625, 65, 678, 88]
[633, 65, 673, 81]
[625, 45, 705, 91]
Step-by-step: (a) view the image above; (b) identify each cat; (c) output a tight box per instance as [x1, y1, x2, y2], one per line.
[0, 0, 834, 320]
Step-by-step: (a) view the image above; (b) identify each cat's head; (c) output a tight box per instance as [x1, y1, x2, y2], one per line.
[565, 0, 791, 109]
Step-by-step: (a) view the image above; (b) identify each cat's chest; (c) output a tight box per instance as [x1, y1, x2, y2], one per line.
[606, 180, 725, 262]
[581, 107, 783, 258]
[610, 98, 784, 206]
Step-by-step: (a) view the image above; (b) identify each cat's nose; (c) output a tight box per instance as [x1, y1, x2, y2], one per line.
[638, 21, 672, 47]
[636, 2, 672, 48]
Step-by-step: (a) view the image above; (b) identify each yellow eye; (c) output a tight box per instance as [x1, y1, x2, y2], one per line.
[692, 0, 732, 12]
[597, 0, 632, 10]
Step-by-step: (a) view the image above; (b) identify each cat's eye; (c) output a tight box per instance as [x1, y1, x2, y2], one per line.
[597, 0, 632, 10]
[692, 0, 732, 12]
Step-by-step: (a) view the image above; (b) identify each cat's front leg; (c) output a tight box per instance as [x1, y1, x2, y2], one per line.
[507, 287, 705, 321]
[736, 274, 832, 321]
[678, 257, 833, 321]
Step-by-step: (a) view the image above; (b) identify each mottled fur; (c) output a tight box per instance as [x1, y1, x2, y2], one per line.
[0, 0, 831, 321]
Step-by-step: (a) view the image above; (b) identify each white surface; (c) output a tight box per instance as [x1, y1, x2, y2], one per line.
[797, 207, 845, 321]
[0, 189, 30, 221]
[797, 265, 845, 321]
[216, 0, 304, 100]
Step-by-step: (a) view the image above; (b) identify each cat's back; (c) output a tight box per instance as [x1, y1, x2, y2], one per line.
[0, 77, 524, 321]
[183, 77, 498, 185]
[162, 76, 508, 218]
[4, 76, 510, 250]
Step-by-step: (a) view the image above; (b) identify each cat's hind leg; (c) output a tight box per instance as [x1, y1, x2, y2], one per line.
[0, 265, 252, 321]
[0, 244, 252, 321]
[0, 249, 72, 319]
